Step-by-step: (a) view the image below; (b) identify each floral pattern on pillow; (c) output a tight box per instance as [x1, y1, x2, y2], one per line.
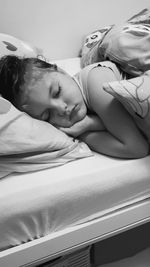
[80, 8, 150, 76]
[80, 26, 113, 68]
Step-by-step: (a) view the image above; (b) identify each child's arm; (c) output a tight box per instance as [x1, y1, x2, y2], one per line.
[80, 67, 149, 158]
[59, 114, 105, 137]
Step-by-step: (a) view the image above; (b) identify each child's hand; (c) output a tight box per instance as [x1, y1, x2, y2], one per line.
[59, 118, 88, 137]
[59, 114, 105, 137]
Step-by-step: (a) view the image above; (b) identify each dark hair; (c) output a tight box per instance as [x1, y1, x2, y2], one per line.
[0, 55, 58, 106]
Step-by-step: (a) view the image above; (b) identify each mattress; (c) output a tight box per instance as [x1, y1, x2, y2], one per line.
[0, 153, 150, 252]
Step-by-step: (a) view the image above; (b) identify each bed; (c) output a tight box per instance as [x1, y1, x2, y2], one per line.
[0, 150, 150, 267]
[0, 1, 150, 267]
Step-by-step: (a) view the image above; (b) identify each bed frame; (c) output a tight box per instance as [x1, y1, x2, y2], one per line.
[0, 1, 150, 266]
[0, 197, 150, 266]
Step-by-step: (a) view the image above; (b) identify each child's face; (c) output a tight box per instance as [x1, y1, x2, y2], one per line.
[22, 70, 87, 127]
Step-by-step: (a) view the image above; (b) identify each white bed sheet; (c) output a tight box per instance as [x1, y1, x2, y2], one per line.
[0, 153, 150, 252]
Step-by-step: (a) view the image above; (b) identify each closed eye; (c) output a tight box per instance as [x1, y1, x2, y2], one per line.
[54, 86, 61, 98]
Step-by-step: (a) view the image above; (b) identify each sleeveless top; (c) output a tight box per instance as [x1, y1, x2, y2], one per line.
[73, 61, 127, 110]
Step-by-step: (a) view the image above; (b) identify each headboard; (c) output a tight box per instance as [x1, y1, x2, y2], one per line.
[0, 0, 149, 60]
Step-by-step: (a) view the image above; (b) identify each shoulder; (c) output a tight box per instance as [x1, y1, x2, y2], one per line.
[87, 65, 117, 100]
[86, 65, 119, 114]
[87, 65, 117, 88]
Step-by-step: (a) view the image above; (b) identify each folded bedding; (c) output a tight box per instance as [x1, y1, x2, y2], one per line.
[80, 8, 150, 76]
[0, 152, 150, 251]
[103, 71, 150, 142]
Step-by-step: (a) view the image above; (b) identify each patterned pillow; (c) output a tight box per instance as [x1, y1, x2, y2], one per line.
[80, 8, 150, 76]
[80, 26, 113, 68]
[103, 71, 150, 142]
[0, 33, 40, 58]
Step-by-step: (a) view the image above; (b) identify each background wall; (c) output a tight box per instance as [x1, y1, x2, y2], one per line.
[0, 0, 149, 60]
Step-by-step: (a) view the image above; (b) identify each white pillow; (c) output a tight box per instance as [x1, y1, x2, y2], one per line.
[0, 97, 92, 178]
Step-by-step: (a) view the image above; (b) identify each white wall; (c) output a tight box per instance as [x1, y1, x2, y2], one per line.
[0, 0, 149, 60]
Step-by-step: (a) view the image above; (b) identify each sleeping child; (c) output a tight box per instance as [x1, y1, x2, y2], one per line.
[0, 55, 148, 159]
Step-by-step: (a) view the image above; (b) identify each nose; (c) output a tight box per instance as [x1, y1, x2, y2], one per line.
[50, 100, 69, 116]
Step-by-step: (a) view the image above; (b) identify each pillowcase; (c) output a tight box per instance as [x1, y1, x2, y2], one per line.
[80, 25, 113, 68]
[0, 97, 92, 178]
[103, 71, 150, 143]
[0, 33, 41, 58]
[80, 8, 150, 76]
